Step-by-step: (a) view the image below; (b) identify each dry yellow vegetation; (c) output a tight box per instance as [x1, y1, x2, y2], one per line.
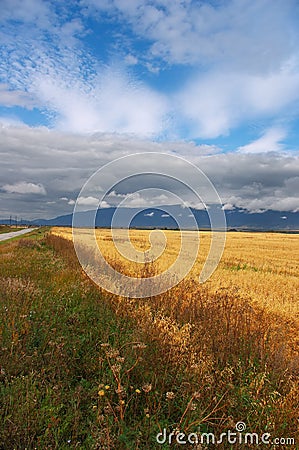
[49, 226, 299, 444]
[52, 227, 299, 320]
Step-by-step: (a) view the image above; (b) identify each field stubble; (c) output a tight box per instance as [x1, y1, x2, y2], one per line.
[56, 227, 299, 318]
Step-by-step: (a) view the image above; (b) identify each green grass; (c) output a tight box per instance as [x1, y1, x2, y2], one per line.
[0, 232, 146, 448]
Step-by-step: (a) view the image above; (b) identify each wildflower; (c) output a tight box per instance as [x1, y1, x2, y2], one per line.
[111, 364, 121, 373]
[116, 356, 125, 364]
[106, 349, 119, 358]
[120, 400, 125, 405]
[98, 390, 105, 397]
[145, 413, 150, 418]
[142, 383, 152, 393]
[100, 343, 110, 348]
[135, 389, 141, 394]
[166, 391, 175, 400]
[105, 385, 110, 390]
[92, 405, 97, 410]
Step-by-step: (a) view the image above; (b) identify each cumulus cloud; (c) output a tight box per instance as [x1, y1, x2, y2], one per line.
[77, 196, 100, 207]
[2, 181, 46, 195]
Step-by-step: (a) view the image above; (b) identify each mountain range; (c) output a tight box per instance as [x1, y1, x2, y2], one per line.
[2, 206, 298, 231]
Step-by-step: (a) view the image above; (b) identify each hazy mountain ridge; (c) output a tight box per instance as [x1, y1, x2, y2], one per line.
[3, 206, 297, 231]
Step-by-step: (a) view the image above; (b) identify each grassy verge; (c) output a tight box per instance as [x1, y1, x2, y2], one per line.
[0, 231, 142, 448]
[0, 231, 298, 449]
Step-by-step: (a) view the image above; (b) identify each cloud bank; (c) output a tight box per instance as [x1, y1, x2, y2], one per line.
[0, 124, 298, 219]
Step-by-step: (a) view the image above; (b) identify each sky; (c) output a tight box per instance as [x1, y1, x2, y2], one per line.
[0, 0, 299, 219]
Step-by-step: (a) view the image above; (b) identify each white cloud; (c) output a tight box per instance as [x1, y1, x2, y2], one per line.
[77, 196, 99, 206]
[125, 54, 138, 65]
[0, 0, 52, 27]
[223, 196, 299, 213]
[0, 84, 36, 109]
[144, 211, 154, 217]
[238, 127, 287, 154]
[119, 192, 149, 208]
[7, 59, 169, 135]
[0, 3, 169, 137]
[176, 70, 299, 138]
[222, 203, 235, 211]
[2, 181, 46, 195]
[83, 0, 298, 70]
[100, 200, 111, 208]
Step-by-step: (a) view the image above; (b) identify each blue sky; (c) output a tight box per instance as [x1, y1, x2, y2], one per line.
[0, 0, 299, 218]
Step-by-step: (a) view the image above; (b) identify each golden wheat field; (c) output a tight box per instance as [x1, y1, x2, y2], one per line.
[52, 227, 299, 320]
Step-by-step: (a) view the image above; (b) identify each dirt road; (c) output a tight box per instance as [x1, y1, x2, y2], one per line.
[0, 228, 38, 242]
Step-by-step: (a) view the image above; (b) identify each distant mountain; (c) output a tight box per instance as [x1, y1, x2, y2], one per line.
[13, 205, 299, 231]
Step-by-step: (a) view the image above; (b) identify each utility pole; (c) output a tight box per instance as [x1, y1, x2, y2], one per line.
[9, 215, 11, 226]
